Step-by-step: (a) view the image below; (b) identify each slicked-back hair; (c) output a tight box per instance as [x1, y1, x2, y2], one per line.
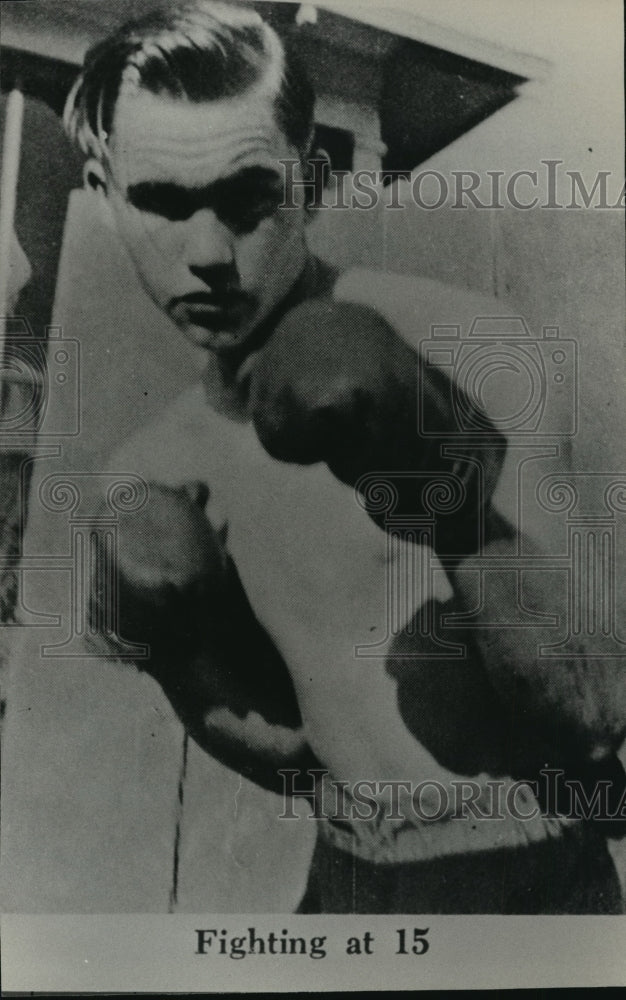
[64, 0, 315, 164]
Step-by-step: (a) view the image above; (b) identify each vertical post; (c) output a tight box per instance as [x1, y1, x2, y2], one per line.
[0, 86, 25, 372]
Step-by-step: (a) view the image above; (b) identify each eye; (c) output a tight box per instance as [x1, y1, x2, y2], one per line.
[214, 184, 284, 234]
[127, 185, 195, 221]
[221, 201, 279, 233]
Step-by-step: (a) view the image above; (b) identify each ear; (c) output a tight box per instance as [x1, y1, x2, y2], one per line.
[83, 157, 117, 231]
[307, 146, 331, 175]
[83, 158, 108, 196]
[303, 146, 331, 215]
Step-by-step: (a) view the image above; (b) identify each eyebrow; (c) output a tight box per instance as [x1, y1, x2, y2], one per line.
[126, 166, 283, 215]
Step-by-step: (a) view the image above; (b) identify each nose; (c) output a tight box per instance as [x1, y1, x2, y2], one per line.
[183, 208, 234, 270]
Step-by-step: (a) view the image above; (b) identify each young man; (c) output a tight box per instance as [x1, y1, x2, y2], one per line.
[67, 1, 625, 912]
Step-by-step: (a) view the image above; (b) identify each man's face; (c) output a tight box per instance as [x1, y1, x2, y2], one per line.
[105, 86, 309, 357]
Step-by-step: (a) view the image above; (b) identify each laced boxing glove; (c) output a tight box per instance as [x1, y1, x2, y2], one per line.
[249, 298, 506, 559]
[89, 481, 304, 759]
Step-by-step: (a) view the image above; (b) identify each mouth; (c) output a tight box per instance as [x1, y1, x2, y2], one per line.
[170, 292, 254, 348]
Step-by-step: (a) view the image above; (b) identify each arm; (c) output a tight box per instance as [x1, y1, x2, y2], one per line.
[154, 650, 319, 796]
[140, 548, 320, 796]
[89, 477, 320, 797]
[245, 292, 625, 800]
[268, 527, 468, 811]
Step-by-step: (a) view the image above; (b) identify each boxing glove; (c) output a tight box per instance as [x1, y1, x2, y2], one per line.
[249, 298, 506, 558]
[448, 530, 626, 767]
[387, 522, 626, 831]
[89, 480, 303, 736]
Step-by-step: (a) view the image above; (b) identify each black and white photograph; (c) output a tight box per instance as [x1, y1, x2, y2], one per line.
[1, 0, 625, 991]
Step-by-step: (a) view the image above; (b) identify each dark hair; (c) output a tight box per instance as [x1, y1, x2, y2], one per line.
[64, 0, 314, 161]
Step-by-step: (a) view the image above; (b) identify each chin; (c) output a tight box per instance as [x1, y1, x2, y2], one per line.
[184, 325, 222, 349]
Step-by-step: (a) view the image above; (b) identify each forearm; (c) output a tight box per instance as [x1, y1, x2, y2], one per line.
[186, 704, 320, 796]
[152, 653, 318, 796]
[294, 648, 465, 812]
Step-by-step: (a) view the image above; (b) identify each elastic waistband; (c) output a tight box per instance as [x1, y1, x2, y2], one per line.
[315, 772, 578, 865]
